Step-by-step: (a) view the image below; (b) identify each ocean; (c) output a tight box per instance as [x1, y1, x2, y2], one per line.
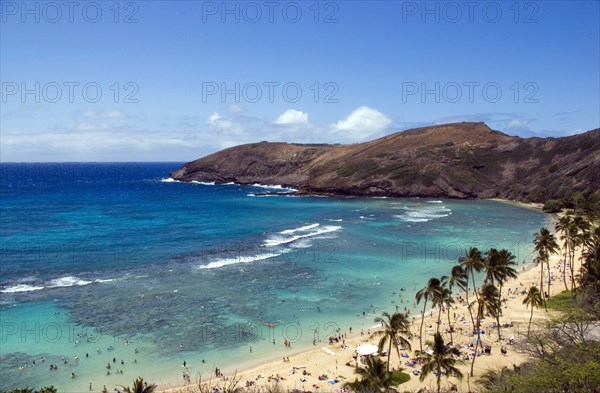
[0, 162, 550, 391]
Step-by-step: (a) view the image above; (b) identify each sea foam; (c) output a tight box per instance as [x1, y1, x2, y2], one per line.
[394, 205, 451, 223]
[0, 284, 45, 293]
[47, 276, 92, 288]
[264, 225, 341, 247]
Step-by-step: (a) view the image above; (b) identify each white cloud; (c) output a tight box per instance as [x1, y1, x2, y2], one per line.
[2, 107, 397, 161]
[207, 112, 243, 133]
[507, 119, 530, 129]
[82, 110, 125, 119]
[274, 109, 309, 125]
[227, 104, 243, 113]
[331, 106, 392, 140]
[332, 106, 391, 132]
[0, 130, 205, 161]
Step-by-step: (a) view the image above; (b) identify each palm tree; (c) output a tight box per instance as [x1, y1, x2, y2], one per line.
[123, 378, 157, 393]
[431, 281, 449, 334]
[449, 264, 468, 295]
[415, 277, 443, 351]
[522, 286, 543, 336]
[555, 215, 572, 291]
[561, 215, 579, 291]
[459, 247, 484, 341]
[574, 216, 591, 254]
[470, 283, 499, 377]
[447, 264, 467, 344]
[345, 355, 391, 393]
[483, 248, 499, 285]
[491, 249, 518, 340]
[371, 312, 411, 372]
[533, 228, 559, 300]
[573, 216, 592, 297]
[579, 226, 600, 292]
[415, 332, 464, 393]
[441, 286, 456, 343]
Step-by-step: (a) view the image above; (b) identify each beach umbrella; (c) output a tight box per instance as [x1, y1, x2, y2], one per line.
[355, 344, 379, 355]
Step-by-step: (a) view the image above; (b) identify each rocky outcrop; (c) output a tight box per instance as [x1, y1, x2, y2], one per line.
[171, 122, 600, 202]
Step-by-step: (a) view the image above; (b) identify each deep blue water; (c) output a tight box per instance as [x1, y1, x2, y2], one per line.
[0, 163, 550, 390]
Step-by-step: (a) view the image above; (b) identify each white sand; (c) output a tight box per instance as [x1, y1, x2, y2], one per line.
[166, 204, 579, 392]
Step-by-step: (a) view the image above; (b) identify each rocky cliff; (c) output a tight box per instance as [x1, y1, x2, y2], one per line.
[170, 122, 600, 202]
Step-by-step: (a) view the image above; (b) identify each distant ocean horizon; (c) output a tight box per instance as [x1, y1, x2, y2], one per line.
[0, 163, 550, 391]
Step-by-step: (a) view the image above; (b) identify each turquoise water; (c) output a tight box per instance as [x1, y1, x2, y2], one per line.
[0, 163, 549, 390]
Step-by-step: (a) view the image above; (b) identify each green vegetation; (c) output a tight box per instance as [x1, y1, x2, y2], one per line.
[533, 227, 559, 304]
[545, 290, 575, 311]
[542, 199, 563, 213]
[338, 164, 357, 177]
[478, 214, 600, 393]
[345, 352, 411, 392]
[522, 286, 543, 335]
[415, 332, 464, 393]
[345, 355, 393, 392]
[372, 312, 411, 372]
[2, 378, 158, 393]
[389, 370, 411, 385]
[2, 388, 56, 393]
[122, 378, 157, 393]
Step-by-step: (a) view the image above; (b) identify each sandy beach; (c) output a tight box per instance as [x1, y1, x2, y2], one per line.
[160, 202, 578, 393]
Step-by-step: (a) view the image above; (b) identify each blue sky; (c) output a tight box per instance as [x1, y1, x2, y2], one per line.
[1, 0, 599, 161]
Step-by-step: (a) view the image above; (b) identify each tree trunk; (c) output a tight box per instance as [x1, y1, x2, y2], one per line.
[471, 272, 480, 303]
[540, 262, 547, 310]
[387, 338, 392, 372]
[437, 359, 442, 393]
[570, 247, 577, 299]
[540, 262, 544, 299]
[419, 301, 427, 352]
[470, 302, 482, 377]
[437, 306, 443, 333]
[528, 307, 533, 336]
[497, 285, 503, 340]
[546, 260, 552, 300]
[470, 324, 480, 377]
[563, 245, 569, 291]
[496, 313, 502, 341]
[447, 306, 453, 344]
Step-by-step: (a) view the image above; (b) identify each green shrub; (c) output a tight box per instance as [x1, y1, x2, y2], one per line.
[337, 164, 357, 177]
[542, 199, 563, 213]
[546, 290, 577, 311]
[3, 387, 56, 393]
[390, 370, 410, 385]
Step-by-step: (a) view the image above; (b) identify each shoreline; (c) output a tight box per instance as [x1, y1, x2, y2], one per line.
[164, 202, 569, 393]
[2, 198, 561, 392]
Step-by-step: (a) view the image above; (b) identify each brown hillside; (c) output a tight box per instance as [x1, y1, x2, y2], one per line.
[170, 122, 600, 202]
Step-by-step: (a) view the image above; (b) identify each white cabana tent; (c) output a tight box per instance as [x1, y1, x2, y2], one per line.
[355, 344, 379, 356]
